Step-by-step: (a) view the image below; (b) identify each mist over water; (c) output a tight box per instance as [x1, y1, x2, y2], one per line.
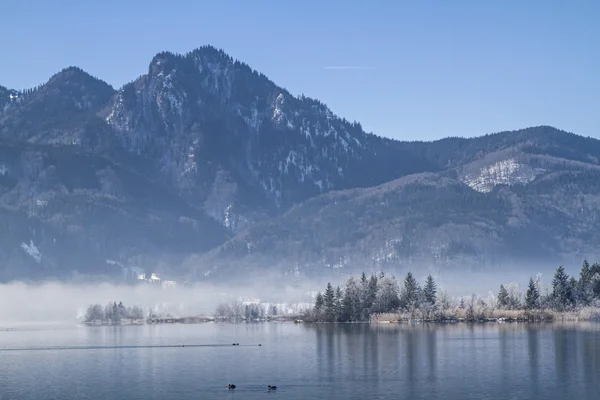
[0, 261, 571, 326]
[0, 280, 317, 326]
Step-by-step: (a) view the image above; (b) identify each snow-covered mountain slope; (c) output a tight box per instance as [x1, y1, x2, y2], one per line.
[461, 158, 544, 193]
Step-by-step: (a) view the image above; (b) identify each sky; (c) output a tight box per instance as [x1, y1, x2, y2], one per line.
[1, 0, 599, 141]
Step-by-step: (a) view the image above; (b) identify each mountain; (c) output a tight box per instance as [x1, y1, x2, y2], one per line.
[103, 47, 432, 229]
[0, 141, 230, 281]
[0, 67, 115, 146]
[188, 126, 600, 281]
[0, 45, 598, 282]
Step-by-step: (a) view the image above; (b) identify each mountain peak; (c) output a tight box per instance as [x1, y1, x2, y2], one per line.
[148, 51, 184, 74]
[147, 46, 234, 75]
[187, 45, 232, 62]
[47, 66, 112, 89]
[0, 67, 115, 144]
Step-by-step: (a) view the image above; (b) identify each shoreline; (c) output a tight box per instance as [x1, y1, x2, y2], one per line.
[368, 307, 600, 324]
[81, 315, 305, 327]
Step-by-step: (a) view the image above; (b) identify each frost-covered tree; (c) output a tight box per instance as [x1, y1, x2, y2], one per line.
[84, 304, 104, 322]
[128, 306, 145, 320]
[111, 302, 119, 324]
[400, 272, 420, 310]
[591, 263, 600, 301]
[117, 301, 127, 319]
[323, 283, 336, 322]
[423, 275, 437, 306]
[497, 285, 509, 309]
[215, 301, 245, 320]
[438, 289, 451, 310]
[342, 276, 361, 321]
[552, 266, 574, 310]
[334, 286, 343, 320]
[363, 274, 378, 316]
[376, 275, 400, 313]
[485, 291, 498, 310]
[525, 277, 540, 309]
[104, 303, 114, 323]
[314, 292, 324, 312]
[360, 272, 368, 287]
[506, 283, 522, 309]
[577, 260, 593, 306]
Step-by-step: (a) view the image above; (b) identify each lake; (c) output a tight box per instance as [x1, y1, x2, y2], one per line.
[1, 322, 599, 399]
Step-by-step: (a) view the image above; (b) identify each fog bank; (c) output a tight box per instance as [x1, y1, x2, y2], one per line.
[0, 280, 317, 325]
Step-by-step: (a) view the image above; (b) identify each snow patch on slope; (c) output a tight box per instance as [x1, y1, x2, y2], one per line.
[462, 158, 544, 193]
[373, 238, 403, 264]
[273, 93, 286, 124]
[21, 240, 41, 263]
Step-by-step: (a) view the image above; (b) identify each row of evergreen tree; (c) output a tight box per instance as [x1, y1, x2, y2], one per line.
[304, 271, 437, 322]
[499, 261, 600, 311]
[306, 261, 600, 322]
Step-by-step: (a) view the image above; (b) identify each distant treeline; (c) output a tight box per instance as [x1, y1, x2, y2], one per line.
[84, 302, 145, 324]
[305, 261, 600, 323]
[214, 302, 279, 321]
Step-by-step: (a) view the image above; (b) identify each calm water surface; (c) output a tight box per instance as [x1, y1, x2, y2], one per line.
[1, 322, 599, 399]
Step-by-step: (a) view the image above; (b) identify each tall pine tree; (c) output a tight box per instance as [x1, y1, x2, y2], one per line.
[334, 286, 343, 321]
[314, 292, 324, 311]
[323, 283, 336, 322]
[363, 274, 378, 315]
[552, 266, 574, 310]
[400, 272, 421, 310]
[525, 277, 540, 309]
[377, 275, 400, 313]
[342, 276, 361, 321]
[497, 285, 509, 308]
[577, 260, 593, 306]
[423, 275, 437, 306]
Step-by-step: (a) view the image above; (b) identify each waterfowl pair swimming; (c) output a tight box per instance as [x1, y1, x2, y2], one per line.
[228, 384, 277, 390]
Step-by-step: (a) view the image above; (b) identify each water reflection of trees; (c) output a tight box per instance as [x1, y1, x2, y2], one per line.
[306, 322, 600, 398]
[309, 323, 440, 394]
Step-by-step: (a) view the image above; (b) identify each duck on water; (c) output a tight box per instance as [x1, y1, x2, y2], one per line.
[227, 384, 277, 390]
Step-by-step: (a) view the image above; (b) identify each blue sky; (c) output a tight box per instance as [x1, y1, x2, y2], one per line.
[1, 0, 599, 141]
